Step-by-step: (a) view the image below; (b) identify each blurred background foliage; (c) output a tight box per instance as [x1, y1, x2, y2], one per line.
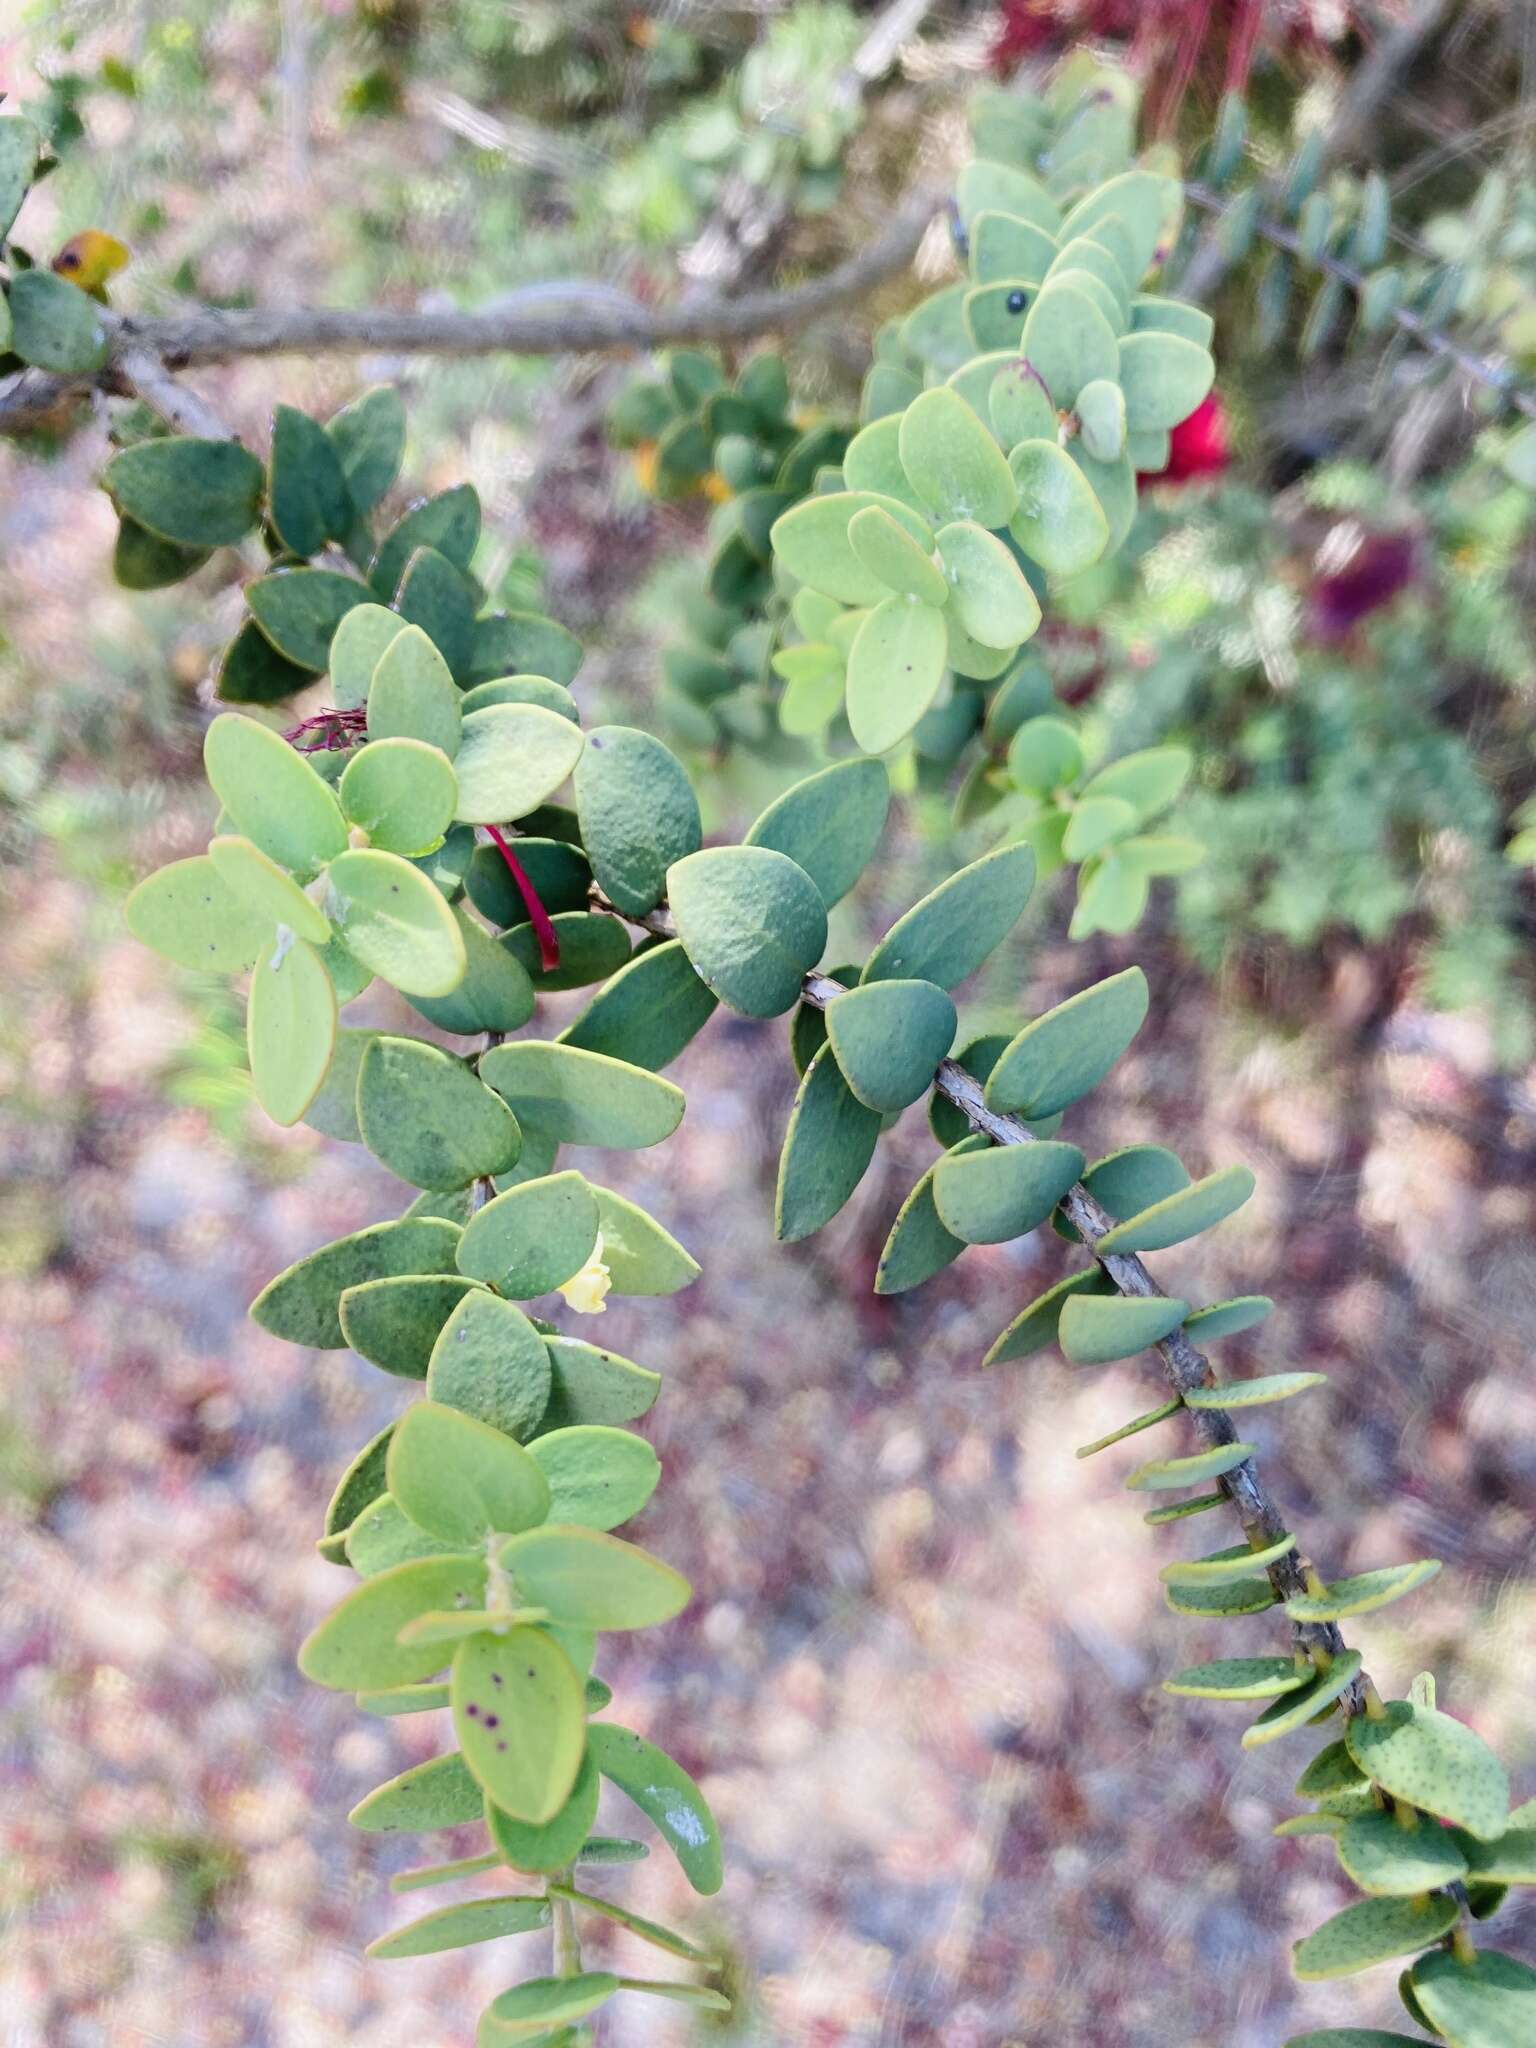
[2, 4, 1535, 2045]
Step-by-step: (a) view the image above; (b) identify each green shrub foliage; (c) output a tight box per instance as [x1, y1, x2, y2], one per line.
[50, 45, 1533, 2047]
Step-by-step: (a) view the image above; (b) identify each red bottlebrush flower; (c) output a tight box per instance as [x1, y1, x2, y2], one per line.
[1142, 391, 1231, 484]
[1307, 526, 1418, 644]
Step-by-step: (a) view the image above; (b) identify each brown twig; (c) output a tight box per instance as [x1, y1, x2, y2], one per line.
[0, 187, 942, 439]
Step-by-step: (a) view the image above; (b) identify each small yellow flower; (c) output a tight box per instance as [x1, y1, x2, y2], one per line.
[558, 1233, 611, 1315]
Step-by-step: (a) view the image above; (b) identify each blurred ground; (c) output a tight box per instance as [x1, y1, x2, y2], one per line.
[3, 10, 1536, 2047]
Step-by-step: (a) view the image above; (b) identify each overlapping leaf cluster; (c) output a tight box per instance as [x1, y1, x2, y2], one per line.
[0, 112, 118, 381]
[608, 344, 854, 747]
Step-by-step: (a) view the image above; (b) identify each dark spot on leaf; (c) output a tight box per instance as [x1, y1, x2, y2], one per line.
[1006, 290, 1027, 314]
[465, 1702, 479, 1717]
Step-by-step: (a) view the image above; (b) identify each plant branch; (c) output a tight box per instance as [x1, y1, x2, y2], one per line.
[0, 186, 942, 440]
[591, 886, 1361, 1707]
[1181, 179, 1536, 427]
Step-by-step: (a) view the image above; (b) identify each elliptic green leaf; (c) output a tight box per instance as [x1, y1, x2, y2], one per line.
[457, 1171, 600, 1299]
[1007, 713, 1084, 795]
[897, 386, 1019, 529]
[543, 1337, 660, 1430]
[1285, 1560, 1443, 1625]
[9, 267, 108, 371]
[487, 1746, 602, 1875]
[936, 519, 1043, 648]
[327, 602, 405, 710]
[1159, 1532, 1298, 1587]
[1079, 744, 1191, 815]
[1411, 1948, 1536, 2048]
[478, 1972, 619, 2041]
[933, 1140, 1085, 1245]
[388, 1400, 550, 1543]
[588, 1184, 700, 1296]
[1079, 1145, 1189, 1223]
[247, 931, 337, 1126]
[466, 611, 583, 691]
[1061, 170, 1179, 283]
[1185, 1373, 1326, 1412]
[1183, 1296, 1274, 1342]
[408, 905, 536, 1037]
[771, 491, 935, 605]
[971, 209, 1060, 285]
[346, 1494, 460, 1578]
[1117, 330, 1216, 432]
[0, 114, 40, 241]
[479, 1041, 684, 1151]
[1298, 1739, 1370, 1800]
[104, 437, 264, 548]
[1020, 282, 1119, 408]
[1096, 1164, 1256, 1253]
[350, 1751, 484, 1833]
[847, 504, 948, 604]
[668, 845, 828, 1018]
[452, 704, 585, 825]
[251, 1217, 461, 1349]
[546, 1881, 708, 1962]
[1164, 1658, 1311, 1701]
[502, 911, 631, 993]
[326, 385, 405, 515]
[557, 940, 717, 1071]
[1124, 1440, 1257, 1491]
[367, 624, 463, 757]
[369, 485, 480, 598]
[366, 1893, 551, 1961]
[1336, 1810, 1470, 1897]
[1165, 1574, 1277, 1618]
[324, 1420, 395, 1538]
[208, 834, 327, 943]
[452, 1626, 586, 1825]
[356, 1679, 452, 1716]
[988, 356, 1059, 447]
[498, 1525, 690, 1630]
[863, 843, 1035, 989]
[774, 1040, 881, 1244]
[983, 1266, 1115, 1364]
[325, 847, 468, 997]
[574, 725, 701, 916]
[825, 978, 957, 1112]
[528, 1426, 660, 1531]
[1058, 1291, 1190, 1365]
[841, 415, 927, 512]
[339, 1275, 482, 1378]
[204, 712, 348, 877]
[1131, 294, 1214, 347]
[427, 1289, 552, 1440]
[1242, 1649, 1362, 1749]
[1454, 1823, 1536, 1886]
[355, 1035, 521, 1189]
[586, 1721, 723, 1894]
[985, 967, 1149, 1118]
[956, 160, 1061, 236]
[340, 738, 457, 857]
[744, 758, 889, 911]
[112, 518, 210, 590]
[1068, 441, 1138, 551]
[247, 569, 365, 670]
[125, 853, 271, 973]
[845, 596, 949, 755]
[268, 403, 353, 557]
[298, 1553, 486, 1690]
[1292, 1892, 1458, 1982]
[1007, 437, 1111, 577]
[1075, 377, 1127, 462]
[875, 1136, 987, 1295]
[460, 673, 577, 721]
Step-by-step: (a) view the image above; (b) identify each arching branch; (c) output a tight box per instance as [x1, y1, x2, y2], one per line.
[0, 185, 942, 440]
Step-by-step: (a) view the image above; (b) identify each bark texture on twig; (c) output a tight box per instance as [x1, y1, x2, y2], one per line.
[0, 187, 941, 440]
